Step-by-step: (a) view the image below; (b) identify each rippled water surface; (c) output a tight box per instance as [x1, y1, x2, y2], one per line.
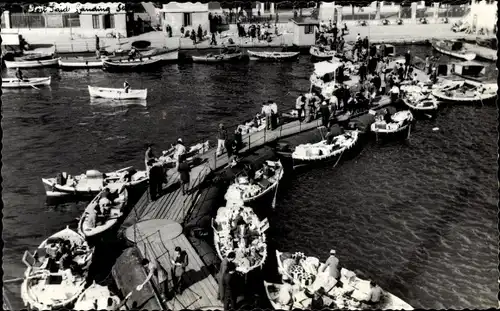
[2, 45, 497, 309]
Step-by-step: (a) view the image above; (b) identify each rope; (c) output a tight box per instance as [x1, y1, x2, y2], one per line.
[331, 148, 345, 168]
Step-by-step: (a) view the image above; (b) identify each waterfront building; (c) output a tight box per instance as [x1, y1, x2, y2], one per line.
[160, 2, 210, 37]
[1, 2, 131, 38]
[291, 17, 319, 47]
[465, 0, 497, 33]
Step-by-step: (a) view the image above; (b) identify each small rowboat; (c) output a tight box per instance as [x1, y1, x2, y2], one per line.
[1, 77, 51, 88]
[248, 50, 300, 61]
[192, 52, 243, 63]
[431, 81, 497, 103]
[41, 166, 148, 198]
[20, 226, 94, 310]
[102, 57, 162, 72]
[432, 39, 476, 61]
[290, 130, 359, 164]
[58, 57, 107, 69]
[309, 45, 337, 60]
[403, 96, 440, 113]
[88, 86, 148, 100]
[224, 160, 284, 203]
[272, 250, 413, 310]
[74, 282, 123, 310]
[212, 204, 267, 274]
[4, 57, 60, 68]
[371, 110, 414, 136]
[78, 184, 128, 238]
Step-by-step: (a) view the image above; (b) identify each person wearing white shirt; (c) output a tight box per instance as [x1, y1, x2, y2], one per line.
[174, 138, 187, 165]
[261, 102, 273, 130]
[295, 95, 307, 121]
[269, 101, 278, 130]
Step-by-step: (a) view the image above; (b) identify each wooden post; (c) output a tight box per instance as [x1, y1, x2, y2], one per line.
[248, 135, 251, 150]
[213, 151, 217, 170]
[263, 126, 266, 143]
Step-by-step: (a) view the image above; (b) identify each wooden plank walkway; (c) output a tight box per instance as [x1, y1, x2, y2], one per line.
[125, 219, 222, 310]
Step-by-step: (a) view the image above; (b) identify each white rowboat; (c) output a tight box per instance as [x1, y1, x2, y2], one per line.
[248, 50, 300, 61]
[20, 226, 94, 310]
[88, 86, 148, 100]
[4, 57, 60, 68]
[58, 58, 105, 69]
[2, 77, 51, 88]
[78, 184, 128, 238]
[432, 39, 476, 61]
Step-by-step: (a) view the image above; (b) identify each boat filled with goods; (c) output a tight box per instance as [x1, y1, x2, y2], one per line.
[224, 160, 284, 203]
[78, 183, 128, 238]
[265, 250, 413, 310]
[431, 39, 476, 61]
[88, 85, 148, 100]
[4, 57, 61, 68]
[431, 80, 498, 103]
[290, 129, 359, 164]
[435, 61, 488, 82]
[248, 50, 300, 61]
[157, 140, 210, 168]
[1, 76, 51, 88]
[236, 115, 267, 135]
[309, 45, 338, 60]
[401, 85, 440, 114]
[73, 282, 123, 310]
[371, 110, 414, 136]
[20, 227, 95, 310]
[41, 166, 147, 197]
[212, 203, 268, 274]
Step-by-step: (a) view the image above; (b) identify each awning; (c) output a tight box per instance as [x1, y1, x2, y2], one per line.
[313, 59, 343, 77]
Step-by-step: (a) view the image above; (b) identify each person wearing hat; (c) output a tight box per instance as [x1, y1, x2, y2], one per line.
[177, 154, 191, 195]
[123, 80, 130, 93]
[323, 249, 340, 281]
[261, 102, 273, 130]
[217, 123, 228, 156]
[269, 100, 278, 130]
[174, 138, 186, 164]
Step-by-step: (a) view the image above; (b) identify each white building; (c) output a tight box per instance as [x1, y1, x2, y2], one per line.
[466, 0, 497, 33]
[2, 2, 130, 38]
[160, 2, 209, 36]
[291, 17, 319, 47]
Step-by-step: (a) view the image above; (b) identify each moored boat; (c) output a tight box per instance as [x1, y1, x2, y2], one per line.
[1, 77, 51, 88]
[102, 57, 163, 72]
[462, 42, 496, 62]
[431, 39, 476, 61]
[371, 110, 414, 139]
[431, 81, 498, 103]
[192, 52, 243, 63]
[309, 45, 337, 60]
[224, 160, 284, 203]
[212, 204, 267, 274]
[73, 282, 123, 310]
[20, 226, 94, 310]
[403, 94, 440, 115]
[58, 57, 106, 69]
[4, 57, 61, 69]
[248, 50, 300, 61]
[270, 250, 413, 310]
[88, 85, 148, 100]
[14, 53, 54, 61]
[288, 129, 359, 167]
[41, 166, 148, 198]
[435, 61, 488, 82]
[78, 184, 128, 238]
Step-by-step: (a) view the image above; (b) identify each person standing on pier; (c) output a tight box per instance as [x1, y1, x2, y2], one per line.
[296, 95, 307, 121]
[177, 154, 191, 195]
[320, 101, 331, 128]
[15, 68, 26, 82]
[144, 144, 156, 173]
[95, 35, 100, 52]
[148, 160, 163, 201]
[332, 23, 338, 44]
[261, 102, 273, 130]
[171, 246, 189, 295]
[139, 258, 169, 304]
[217, 123, 228, 157]
[174, 138, 186, 163]
[197, 25, 204, 42]
[217, 251, 236, 301]
[269, 100, 278, 130]
[221, 261, 238, 310]
[404, 50, 412, 79]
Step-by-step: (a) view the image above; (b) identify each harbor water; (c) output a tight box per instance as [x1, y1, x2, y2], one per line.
[2, 45, 497, 309]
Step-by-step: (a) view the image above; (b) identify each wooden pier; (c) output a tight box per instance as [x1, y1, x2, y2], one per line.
[120, 95, 393, 310]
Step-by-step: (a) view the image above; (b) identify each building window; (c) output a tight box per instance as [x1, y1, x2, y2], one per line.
[103, 14, 115, 29]
[304, 25, 315, 34]
[183, 12, 192, 26]
[92, 15, 100, 29]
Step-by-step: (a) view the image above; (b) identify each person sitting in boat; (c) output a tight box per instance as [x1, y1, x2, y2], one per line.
[128, 47, 138, 60]
[15, 68, 26, 82]
[278, 275, 295, 308]
[383, 109, 392, 123]
[361, 280, 383, 306]
[261, 162, 275, 178]
[123, 81, 130, 93]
